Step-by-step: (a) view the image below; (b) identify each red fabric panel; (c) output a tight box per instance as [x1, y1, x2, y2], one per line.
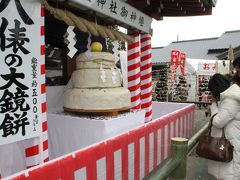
[40, 26, 44, 36]
[144, 128, 149, 176]
[153, 126, 158, 168]
[25, 145, 39, 157]
[41, 7, 44, 17]
[128, 126, 145, 180]
[105, 134, 128, 180]
[44, 157, 49, 163]
[173, 116, 177, 138]
[11, 104, 196, 180]
[40, 45, 45, 55]
[43, 140, 48, 151]
[167, 120, 171, 156]
[41, 84, 46, 94]
[42, 121, 47, 132]
[40, 161, 61, 180]
[11, 174, 27, 180]
[161, 120, 166, 161]
[75, 142, 106, 180]
[154, 118, 165, 163]
[145, 121, 157, 174]
[41, 102, 46, 113]
[59, 156, 75, 180]
[40, 64, 45, 75]
[121, 136, 129, 180]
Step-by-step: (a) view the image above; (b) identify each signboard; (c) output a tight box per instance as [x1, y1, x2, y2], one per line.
[197, 62, 217, 75]
[180, 52, 186, 76]
[69, 0, 152, 33]
[170, 50, 180, 80]
[171, 50, 180, 68]
[0, 1, 42, 145]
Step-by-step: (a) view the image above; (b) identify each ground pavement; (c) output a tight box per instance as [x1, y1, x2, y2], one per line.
[185, 108, 217, 180]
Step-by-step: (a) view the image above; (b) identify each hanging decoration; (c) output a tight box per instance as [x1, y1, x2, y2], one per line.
[64, 26, 78, 58]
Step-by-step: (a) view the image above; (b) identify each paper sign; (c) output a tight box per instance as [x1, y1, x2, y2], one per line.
[0, 1, 42, 145]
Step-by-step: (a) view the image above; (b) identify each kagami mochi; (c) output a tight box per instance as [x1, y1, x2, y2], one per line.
[63, 42, 131, 112]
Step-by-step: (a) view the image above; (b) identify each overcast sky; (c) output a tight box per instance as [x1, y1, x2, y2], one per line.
[151, 0, 240, 47]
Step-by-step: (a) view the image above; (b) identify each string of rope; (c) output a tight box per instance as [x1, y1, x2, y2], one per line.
[43, 0, 134, 43]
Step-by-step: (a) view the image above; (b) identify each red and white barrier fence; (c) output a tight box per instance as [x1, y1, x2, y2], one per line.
[140, 34, 152, 122]
[9, 104, 195, 180]
[128, 34, 141, 110]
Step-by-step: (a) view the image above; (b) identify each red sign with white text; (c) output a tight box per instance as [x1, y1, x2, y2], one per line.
[180, 52, 186, 76]
[171, 50, 180, 68]
[170, 50, 180, 80]
[197, 62, 217, 75]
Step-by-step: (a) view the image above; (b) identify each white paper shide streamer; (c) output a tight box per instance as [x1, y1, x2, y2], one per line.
[100, 63, 106, 82]
[111, 67, 117, 84]
[85, 32, 92, 59]
[112, 40, 119, 63]
[65, 26, 78, 58]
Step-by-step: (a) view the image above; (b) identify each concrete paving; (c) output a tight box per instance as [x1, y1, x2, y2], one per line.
[185, 108, 217, 180]
[144, 107, 217, 180]
[186, 156, 217, 180]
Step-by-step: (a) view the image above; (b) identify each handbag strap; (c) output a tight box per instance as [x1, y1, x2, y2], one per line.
[209, 113, 226, 138]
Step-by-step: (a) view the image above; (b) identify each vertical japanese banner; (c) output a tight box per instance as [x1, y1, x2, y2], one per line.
[180, 52, 186, 76]
[170, 50, 180, 80]
[0, 0, 43, 149]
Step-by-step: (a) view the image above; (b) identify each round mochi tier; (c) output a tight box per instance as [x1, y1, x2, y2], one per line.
[76, 60, 115, 69]
[76, 52, 116, 69]
[71, 68, 122, 88]
[63, 87, 131, 111]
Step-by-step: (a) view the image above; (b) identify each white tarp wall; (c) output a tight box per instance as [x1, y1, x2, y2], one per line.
[217, 60, 230, 75]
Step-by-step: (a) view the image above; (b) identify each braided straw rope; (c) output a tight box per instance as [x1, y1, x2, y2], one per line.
[44, 0, 134, 43]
